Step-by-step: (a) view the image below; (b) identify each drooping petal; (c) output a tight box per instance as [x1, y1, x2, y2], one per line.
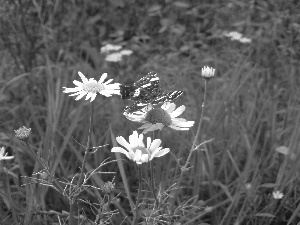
[85, 92, 94, 101]
[90, 93, 97, 102]
[63, 87, 81, 93]
[140, 123, 164, 134]
[111, 147, 130, 158]
[169, 125, 190, 130]
[172, 120, 195, 127]
[152, 148, 170, 158]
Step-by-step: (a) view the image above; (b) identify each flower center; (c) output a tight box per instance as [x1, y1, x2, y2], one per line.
[145, 108, 172, 126]
[132, 146, 148, 155]
[83, 82, 105, 93]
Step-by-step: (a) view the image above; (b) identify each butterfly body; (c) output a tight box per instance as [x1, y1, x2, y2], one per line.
[120, 72, 183, 113]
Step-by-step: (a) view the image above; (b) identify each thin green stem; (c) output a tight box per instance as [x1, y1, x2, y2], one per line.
[24, 141, 63, 193]
[170, 80, 208, 212]
[77, 101, 94, 187]
[184, 80, 207, 169]
[69, 101, 94, 225]
[150, 131, 159, 207]
[150, 161, 159, 208]
[132, 166, 142, 225]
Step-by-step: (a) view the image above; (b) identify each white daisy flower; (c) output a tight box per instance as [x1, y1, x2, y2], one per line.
[63, 71, 120, 102]
[100, 44, 122, 53]
[119, 49, 133, 56]
[111, 130, 170, 164]
[201, 66, 215, 80]
[124, 102, 194, 134]
[105, 52, 123, 62]
[224, 31, 251, 43]
[272, 190, 284, 199]
[0, 147, 14, 161]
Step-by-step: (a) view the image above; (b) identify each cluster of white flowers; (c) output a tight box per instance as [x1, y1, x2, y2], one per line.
[223, 31, 251, 44]
[100, 43, 133, 62]
[63, 66, 215, 164]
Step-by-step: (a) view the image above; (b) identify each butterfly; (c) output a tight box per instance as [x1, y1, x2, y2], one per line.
[120, 71, 160, 102]
[120, 72, 184, 113]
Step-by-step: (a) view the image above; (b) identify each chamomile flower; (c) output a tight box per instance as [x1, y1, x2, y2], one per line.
[124, 102, 194, 134]
[100, 44, 122, 53]
[0, 147, 14, 161]
[111, 130, 170, 164]
[201, 66, 215, 80]
[63, 72, 120, 102]
[272, 190, 284, 199]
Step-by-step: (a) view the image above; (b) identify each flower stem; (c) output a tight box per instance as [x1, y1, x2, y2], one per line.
[150, 131, 159, 208]
[132, 166, 142, 225]
[150, 161, 159, 208]
[24, 141, 63, 193]
[69, 101, 94, 225]
[184, 80, 207, 169]
[170, 80, 208, 212]
[77, 101, 94, 186]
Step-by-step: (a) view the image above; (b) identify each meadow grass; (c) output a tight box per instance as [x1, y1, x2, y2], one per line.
[0, 0, 300, 224]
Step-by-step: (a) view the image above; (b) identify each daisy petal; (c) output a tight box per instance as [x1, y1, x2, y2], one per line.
[78, 71, 88, 83]
[99, 73, 108, 84]
[116, 136, 131, 151]
[141, 154, 149, 163]
[170, 105, 186, 118]
[149, 139, 162, 152]
[147, 137, 152, 149]
[169, 125, 190, 130]
[104, 79, 113, 84]
[75, 93, 86, 100]
[73, 80, 83, 87]
[153, 148, 170, 158]
[161, 102, 171, 111]
[111, 146, 128, 154]
[165, 103, 176, 113]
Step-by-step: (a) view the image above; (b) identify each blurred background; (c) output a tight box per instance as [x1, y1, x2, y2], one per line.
[0, 0, 300, 224]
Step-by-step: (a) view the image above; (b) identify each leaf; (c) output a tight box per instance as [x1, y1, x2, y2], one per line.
[255, 213, 275, 218]
[173, 1, 190, 8]
[148, 4, 162, 16]
[109, 0, 125, 8]
[275, 146, 289, 155]
[259, 183, 277, 188]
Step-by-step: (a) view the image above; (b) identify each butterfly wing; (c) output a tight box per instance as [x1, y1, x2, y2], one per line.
[120, 72, 161, 101]
[134, 71, 160, 91]
[121, 72, 183, 113]
[120, 84, 137, 100]
[152, 90, 184, 105]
